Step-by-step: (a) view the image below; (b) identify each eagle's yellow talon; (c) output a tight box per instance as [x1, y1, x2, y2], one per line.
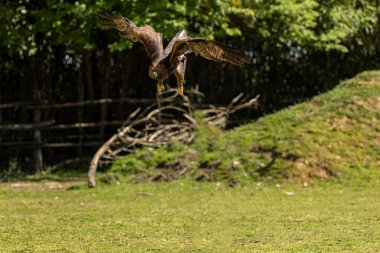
[157, 83, 165, 94]
[177, 85, 184, 95]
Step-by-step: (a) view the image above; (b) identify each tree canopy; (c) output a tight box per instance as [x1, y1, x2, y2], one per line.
[1, 1, 379, 101]
[1, 1, 378, 55]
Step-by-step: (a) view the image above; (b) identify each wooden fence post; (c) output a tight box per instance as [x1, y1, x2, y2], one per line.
[33, 107, 43, 174]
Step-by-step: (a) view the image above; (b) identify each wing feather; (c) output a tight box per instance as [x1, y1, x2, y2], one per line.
[98, 12, 163, 64]
[168, 37, 250, 67]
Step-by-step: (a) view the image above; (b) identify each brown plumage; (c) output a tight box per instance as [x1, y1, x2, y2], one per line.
[98, 12, 250, 95]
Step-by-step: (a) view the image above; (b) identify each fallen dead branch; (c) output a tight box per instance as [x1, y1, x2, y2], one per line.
[88, 89, 259, 187]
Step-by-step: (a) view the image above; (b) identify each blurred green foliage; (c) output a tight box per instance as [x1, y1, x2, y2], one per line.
[0, 0, 378, 55]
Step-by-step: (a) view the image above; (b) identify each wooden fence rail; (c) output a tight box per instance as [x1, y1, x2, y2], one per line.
[0, 97, 155, 172]
[0, 120, 125, 131]
[0, 94, 253, 173]
[0, 97, 156, 109]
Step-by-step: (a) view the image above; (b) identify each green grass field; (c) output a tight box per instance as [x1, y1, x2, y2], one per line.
[1, 181, 380, 252]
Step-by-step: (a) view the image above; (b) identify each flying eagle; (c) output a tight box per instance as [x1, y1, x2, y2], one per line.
[98, 12, 250, 95]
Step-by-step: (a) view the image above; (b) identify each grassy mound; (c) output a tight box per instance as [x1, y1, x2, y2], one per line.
[110, 70, 380, 185]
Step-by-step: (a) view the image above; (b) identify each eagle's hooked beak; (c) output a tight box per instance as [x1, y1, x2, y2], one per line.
[157, 81, 165, 94]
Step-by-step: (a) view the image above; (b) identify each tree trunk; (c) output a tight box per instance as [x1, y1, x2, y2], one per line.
[100, 50, 111, 138]
[30, 56, 44, 174]
[84, 51, 94, 100]
[78, 57, 85, 161]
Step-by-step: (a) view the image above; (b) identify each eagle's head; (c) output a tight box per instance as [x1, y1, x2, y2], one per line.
[149, 65, 169, 94]
[149, 65, 168, 81]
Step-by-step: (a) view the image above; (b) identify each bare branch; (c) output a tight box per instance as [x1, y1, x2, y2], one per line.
[88, 91, 259, 187]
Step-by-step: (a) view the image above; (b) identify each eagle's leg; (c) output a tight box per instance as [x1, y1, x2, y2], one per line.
[177, 80, 185, 96]
[174, 57, 187, 95]
[157, 80, 165, 94]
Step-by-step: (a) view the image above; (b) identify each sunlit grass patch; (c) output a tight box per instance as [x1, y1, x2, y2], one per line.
[1, 181, 380, 252]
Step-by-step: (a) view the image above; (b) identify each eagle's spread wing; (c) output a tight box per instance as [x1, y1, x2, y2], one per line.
[98, 12, 163, 64]
[167, 36, 250, 67]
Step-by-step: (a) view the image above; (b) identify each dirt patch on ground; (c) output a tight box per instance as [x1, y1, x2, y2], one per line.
[0, 181, 84, 191]
[355, 97, 380, 111]
[328, 116, 351, 130]
[295, 157, 338, 185]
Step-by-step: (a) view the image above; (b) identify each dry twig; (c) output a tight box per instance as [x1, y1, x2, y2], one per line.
[88, 90, 259, 187]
